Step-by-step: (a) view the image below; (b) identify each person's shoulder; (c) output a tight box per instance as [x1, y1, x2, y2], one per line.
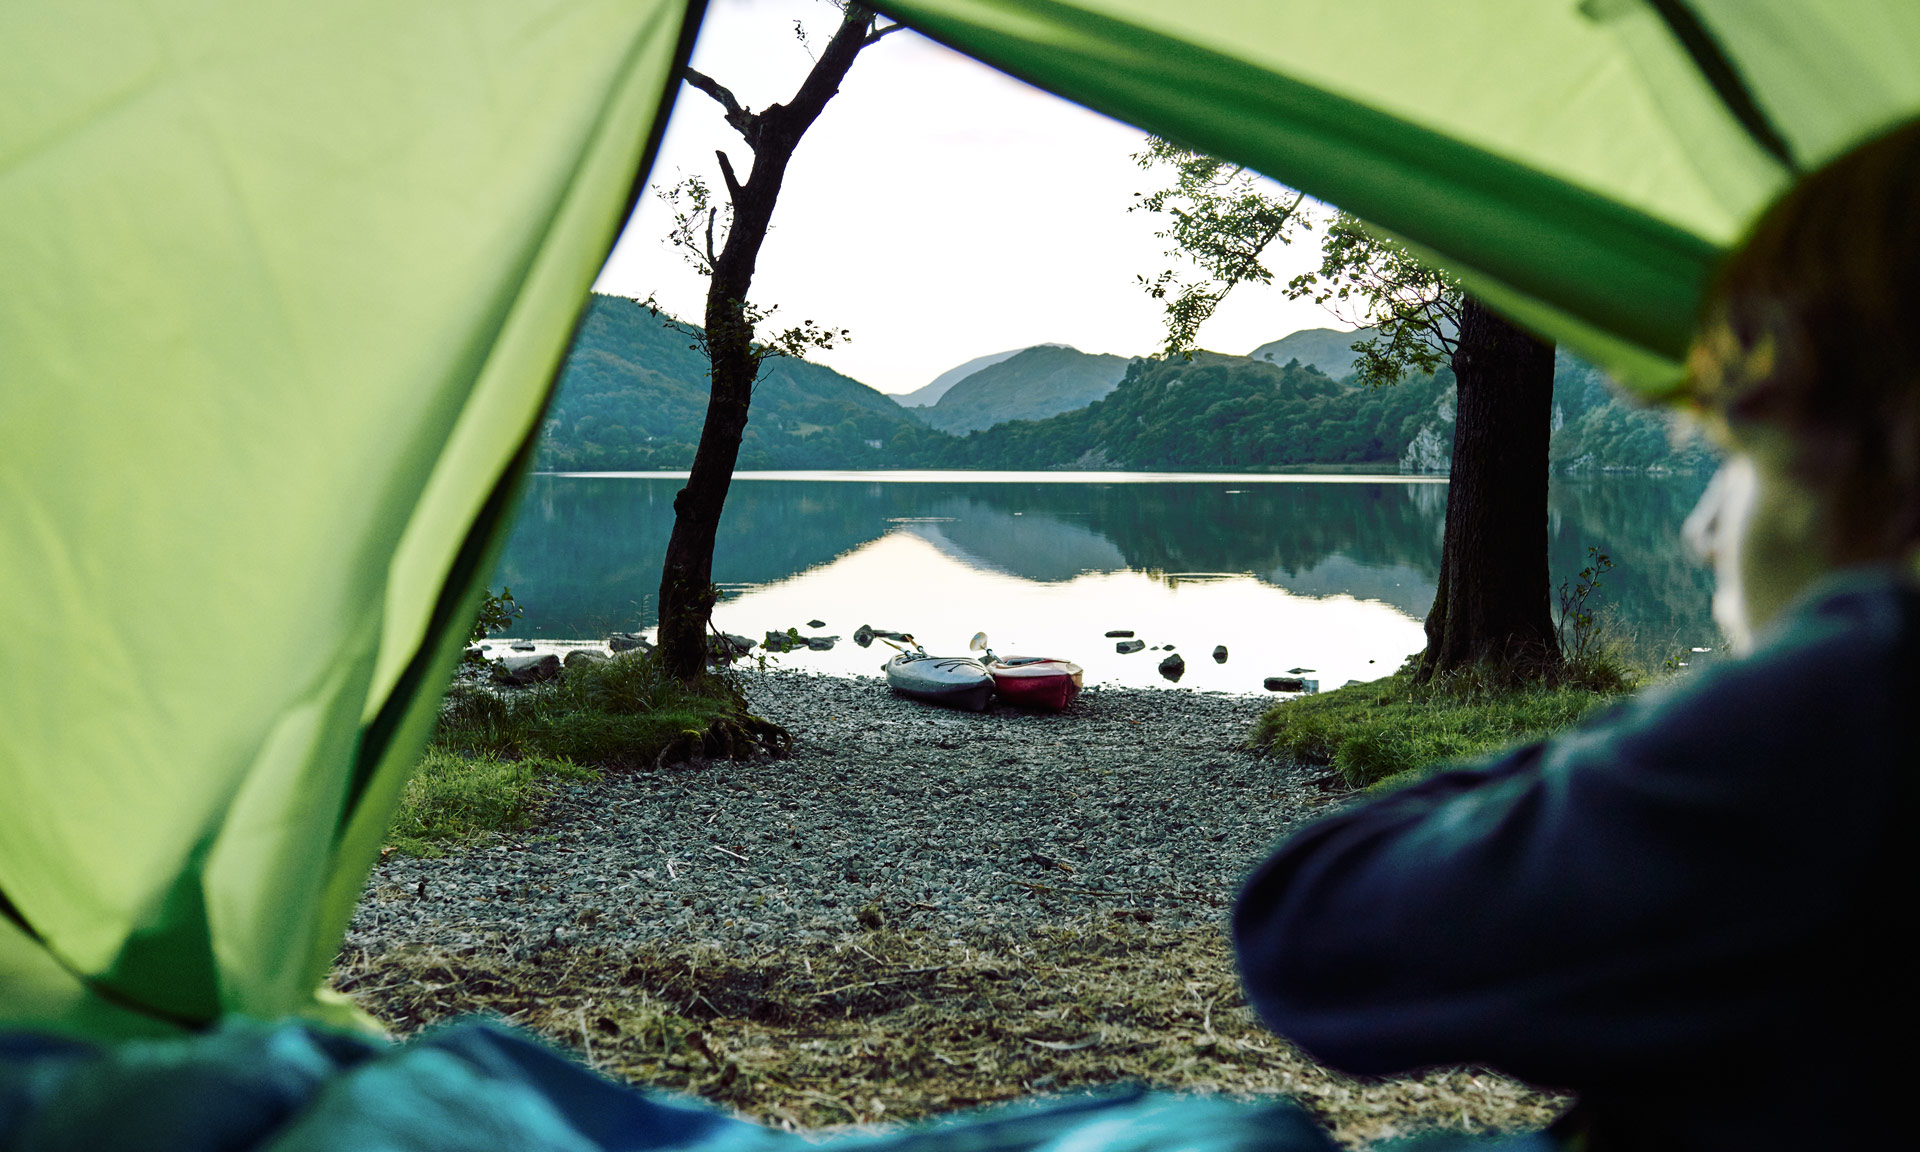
[1593, 566, 1917, 762]
[1749, 565, 1919, 674]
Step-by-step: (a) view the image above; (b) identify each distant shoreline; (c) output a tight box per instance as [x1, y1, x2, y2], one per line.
[537, 467, 1451, 483]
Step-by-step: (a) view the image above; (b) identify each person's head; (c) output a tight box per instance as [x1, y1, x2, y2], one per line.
[1683, 116, 1920, 652]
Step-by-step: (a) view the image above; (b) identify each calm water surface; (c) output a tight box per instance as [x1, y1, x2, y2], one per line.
[490, 471, 1717, 692]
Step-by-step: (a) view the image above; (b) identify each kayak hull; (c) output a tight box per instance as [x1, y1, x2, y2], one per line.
[885, 654, 994, 711]
[988, 657, 1084, 711]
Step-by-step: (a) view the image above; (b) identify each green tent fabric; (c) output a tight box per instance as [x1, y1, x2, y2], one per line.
[0, 0, 698, 1038]
[7, 0, 1920, 1048]
[876, 0, 1920, 394]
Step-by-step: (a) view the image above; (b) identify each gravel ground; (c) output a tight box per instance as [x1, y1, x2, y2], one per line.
[348, 669, 1340, 959]
[341, 669, 1568, 1145]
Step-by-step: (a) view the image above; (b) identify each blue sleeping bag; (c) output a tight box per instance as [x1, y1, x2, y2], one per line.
[0, 1017, 1552, 1151]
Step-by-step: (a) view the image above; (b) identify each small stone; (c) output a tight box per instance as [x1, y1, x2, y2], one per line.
[608, 632, 652, 653]
[510, 642, 536, 652]
[1115, 639, 1146, 654]
[1104, 629, 1135, 638]
[1157, 653, 1185, 682]
[1286, 666, 1316, 675]
[1263, 675, 1307, 692]
[805, 635, 838, 651]
[1212, 645, 1228, 663]
[854, 624, 875, 647]
[563, 649, 610, 670]
[807, 619, 826, 629]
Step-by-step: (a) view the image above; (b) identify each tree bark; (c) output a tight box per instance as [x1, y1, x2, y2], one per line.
[655, 8, 877, 679]
[1416, 296, 1560, 682]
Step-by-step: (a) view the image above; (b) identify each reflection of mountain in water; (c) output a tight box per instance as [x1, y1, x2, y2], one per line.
[493, 473, 1717, 650]
[1270, 554, 1437, 618]
[899, 499, 1127, 581]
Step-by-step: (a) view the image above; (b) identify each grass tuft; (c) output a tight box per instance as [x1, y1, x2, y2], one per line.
[1252, 656, 1640, 790]
[387, 749, 597, 857]
[388, 650, 790, 856]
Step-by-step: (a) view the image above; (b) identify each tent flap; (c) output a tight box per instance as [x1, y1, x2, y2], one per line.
[0, 0, 695, 1037]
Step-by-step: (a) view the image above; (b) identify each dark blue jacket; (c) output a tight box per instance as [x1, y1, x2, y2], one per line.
[1234, 572, 1917, 1151]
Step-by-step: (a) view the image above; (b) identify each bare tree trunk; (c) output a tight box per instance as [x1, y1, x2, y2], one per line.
[1416, 296, 1560, 682]
[655, 8, 880, 679]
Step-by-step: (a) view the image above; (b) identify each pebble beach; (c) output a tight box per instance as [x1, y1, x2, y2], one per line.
[347, 669, 1335, 960]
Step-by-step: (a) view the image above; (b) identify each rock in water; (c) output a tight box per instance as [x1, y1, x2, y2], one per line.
[807, 619, 826, 629]
[608, 632, 652, 653]
[805, 635, 838, 651]
[509, 641, 536, 652]
[1286, 666, 1316, 675]
[854, 624, 875, 648]
[708, 633, 754, 661]
[1158, 653, 1186, 682]
[1212, 645, 1229, 663]
[1263, 675, 1307, 692]
[563, 649, 610, 670]
[1115, 639, 1146, 654]
[1105, 629, 1135, 638]
[493, 653, 560, 685]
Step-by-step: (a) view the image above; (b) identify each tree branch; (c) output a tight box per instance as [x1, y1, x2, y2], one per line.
[715, 150, 743, 205]
[683, 67, 755, 139]
[865, 20, 909, 45]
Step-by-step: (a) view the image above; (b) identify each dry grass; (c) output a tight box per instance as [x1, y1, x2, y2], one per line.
[332, 920, 1566, 1147]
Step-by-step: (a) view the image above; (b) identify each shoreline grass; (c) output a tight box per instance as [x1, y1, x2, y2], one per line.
[386, 651, 788, 856]
[1252, 659, 1641, 791]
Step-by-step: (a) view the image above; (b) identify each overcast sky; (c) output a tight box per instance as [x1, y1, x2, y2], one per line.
[591, 0, 1345, 396]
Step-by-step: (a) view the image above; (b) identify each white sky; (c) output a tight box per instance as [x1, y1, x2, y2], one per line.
[591, 0, 1344, 396]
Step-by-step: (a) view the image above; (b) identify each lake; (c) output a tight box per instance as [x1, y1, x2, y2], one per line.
[488, 470, 1719, 692]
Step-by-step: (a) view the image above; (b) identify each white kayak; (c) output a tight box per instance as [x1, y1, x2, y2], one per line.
[884, 653, 994, 711]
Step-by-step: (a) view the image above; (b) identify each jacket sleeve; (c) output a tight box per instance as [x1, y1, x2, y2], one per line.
[1232, 583, 1907, 1088]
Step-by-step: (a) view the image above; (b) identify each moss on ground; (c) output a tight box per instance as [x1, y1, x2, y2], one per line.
[332, 921, 1565, 1146]
[387, 651, 788, 856]
[1252, 660, 1640, 790]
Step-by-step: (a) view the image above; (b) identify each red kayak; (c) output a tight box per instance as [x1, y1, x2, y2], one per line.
[987, 656, 1083, 711]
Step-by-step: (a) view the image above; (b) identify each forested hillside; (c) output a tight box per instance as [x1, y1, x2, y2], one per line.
[536, 295, 922, 470]
[534, 297, 1714, 474]
[897, 353, 1453, 469]
[1548, 353, 1718, 473]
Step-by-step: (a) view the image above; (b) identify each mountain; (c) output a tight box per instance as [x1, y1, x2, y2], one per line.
[535, 294, 924, 471]
[918, 345, 1132, 435]
[1247, 326, 1374, 380]
[893, 348, 1023, 407]
[892, 342, 1072, 407]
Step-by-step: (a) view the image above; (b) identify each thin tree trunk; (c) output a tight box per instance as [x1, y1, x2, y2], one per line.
[655, 8, 879, 679]
[1416, 296, 1560, 682]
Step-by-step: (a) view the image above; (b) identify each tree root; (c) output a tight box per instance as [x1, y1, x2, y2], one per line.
[656, 710, 792, 769]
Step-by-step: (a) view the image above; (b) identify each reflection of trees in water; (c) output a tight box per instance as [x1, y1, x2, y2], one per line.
[1547, 477, 1717, 658]
[493, 474, 1717, 648]
[495, 477, 908, 633]
[954, 482, 1446, 580]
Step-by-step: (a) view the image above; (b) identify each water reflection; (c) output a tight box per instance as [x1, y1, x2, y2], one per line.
[492, 472, 1717, 688]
